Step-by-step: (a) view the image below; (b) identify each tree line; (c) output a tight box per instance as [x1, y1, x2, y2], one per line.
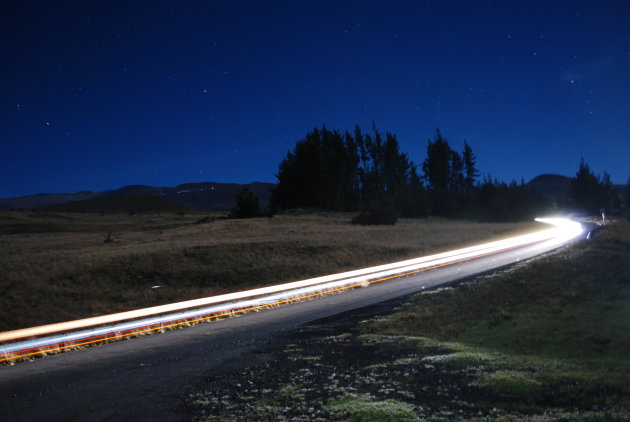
[232, 124, 627, 222]
[268, 125, 550, 223]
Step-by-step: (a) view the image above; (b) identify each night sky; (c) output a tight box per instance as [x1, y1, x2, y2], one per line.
[2, 1, 629, 198]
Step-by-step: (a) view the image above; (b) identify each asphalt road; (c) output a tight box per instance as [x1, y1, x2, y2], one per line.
[0, 238, 572, 421]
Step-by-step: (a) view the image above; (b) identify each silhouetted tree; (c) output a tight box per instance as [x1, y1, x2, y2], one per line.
[624, 177, 630, 219]
[566, 158, 616, 214]
[231, 187, 261, 218]
[463, 140, 479, 189]
[422, 129, 458, 215]
[271, 127, 359, 211]
[422, 129, 452, 192]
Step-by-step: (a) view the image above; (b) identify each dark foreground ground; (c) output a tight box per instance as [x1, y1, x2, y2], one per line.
[181, 297, 629, 421]
[182, 298, 513, 421]
[182, 222, 630, 421]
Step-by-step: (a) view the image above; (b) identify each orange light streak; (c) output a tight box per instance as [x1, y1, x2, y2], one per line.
[0, 218, 583, 362]
[0, 227, 563, 344]
[0, 239, 537, 363]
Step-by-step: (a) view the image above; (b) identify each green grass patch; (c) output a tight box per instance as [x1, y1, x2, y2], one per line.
[326, 394, 417, 422]
[474, 370, 542, 402]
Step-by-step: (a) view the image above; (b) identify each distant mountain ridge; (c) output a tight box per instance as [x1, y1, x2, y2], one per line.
[527, 174, 572, 202]
[0, 182, 275, 211]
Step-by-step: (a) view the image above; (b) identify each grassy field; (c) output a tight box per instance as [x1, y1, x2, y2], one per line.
[0, 211, 537, 331]
[185, 220, 629, 421]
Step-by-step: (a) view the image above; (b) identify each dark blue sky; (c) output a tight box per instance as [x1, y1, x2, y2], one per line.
[2, 0, 629, 198]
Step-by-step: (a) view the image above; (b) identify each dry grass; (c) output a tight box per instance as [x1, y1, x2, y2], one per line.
[0, 211, 538, 331]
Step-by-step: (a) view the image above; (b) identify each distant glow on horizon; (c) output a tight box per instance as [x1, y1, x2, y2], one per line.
[0, 217, 584, 361]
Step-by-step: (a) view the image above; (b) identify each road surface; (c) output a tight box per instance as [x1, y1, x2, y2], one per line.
[0, 233, 580, 421]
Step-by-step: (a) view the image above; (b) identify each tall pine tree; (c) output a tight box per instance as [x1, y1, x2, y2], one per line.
[422, 129, 455, 215]
[422, 129, 452, 192]
[462, 140, 479, 189]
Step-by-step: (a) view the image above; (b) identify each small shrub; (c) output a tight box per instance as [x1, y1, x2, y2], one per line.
[352, 200, 398, 225]
[230, 188, 261, 219]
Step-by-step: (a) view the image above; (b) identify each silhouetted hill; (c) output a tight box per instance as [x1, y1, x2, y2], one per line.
[100, 182, 274, 211]
[44, 194, 190, 213]
[527, 174, 571, 203]
[0, 182, 275, 211]
[0, 191, 97, 211]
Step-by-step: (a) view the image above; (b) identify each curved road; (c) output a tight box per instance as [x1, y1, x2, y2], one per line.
[0, 234, 580, 421]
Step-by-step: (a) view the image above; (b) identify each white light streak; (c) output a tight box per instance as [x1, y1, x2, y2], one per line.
[0, 218, 583, 360]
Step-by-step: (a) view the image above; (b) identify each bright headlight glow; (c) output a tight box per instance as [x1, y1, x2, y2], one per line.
[0, 217, 584, 362]
[535, 217, 583, 233]
[534, 217, 584, 245]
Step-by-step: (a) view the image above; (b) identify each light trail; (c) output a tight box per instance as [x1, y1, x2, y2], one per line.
[0, 218, 583, 362]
